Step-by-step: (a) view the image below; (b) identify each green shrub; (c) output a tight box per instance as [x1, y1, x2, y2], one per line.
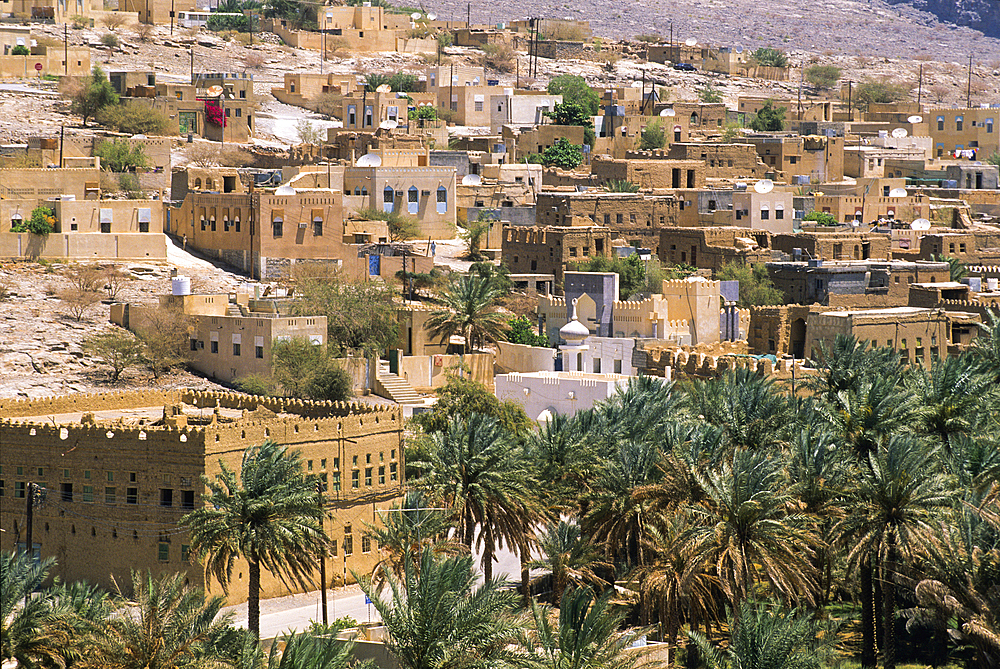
[95, 105, 170, 135]
[234, 374, 277, 396]
[639, 121, 665, 151]
[749, 99, 786, 132]
[99, 33, 119, 48]
[804, 211, 838, 226]
[698, 83, 723, 103]
[541, 138, 583, 170]
[11, 45, 29, 56]
[854, 78, 911, 110]
[605, 179, 639, 193]
[11, 206, 55, 236]
[805, 64, 841, 89]
[504, 316, 548, 347]
[94, 138, 149, 172]
[750, 47, 788, 68]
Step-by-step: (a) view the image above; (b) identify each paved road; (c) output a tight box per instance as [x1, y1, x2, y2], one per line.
[223, 585, 382, 639]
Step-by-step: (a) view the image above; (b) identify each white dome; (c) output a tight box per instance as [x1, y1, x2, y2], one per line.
[560, 318, 590, 342]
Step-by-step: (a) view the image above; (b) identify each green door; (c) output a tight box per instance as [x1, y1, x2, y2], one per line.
[178, 111, 197, 135]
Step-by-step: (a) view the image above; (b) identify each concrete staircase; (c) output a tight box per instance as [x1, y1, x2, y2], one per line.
[375, 371, 424, 405]
[226, 303, 243, 317]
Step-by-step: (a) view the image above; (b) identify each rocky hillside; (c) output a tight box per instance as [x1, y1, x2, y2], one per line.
[890, 0, 1000, 38]
[429, 0, 1000, 59]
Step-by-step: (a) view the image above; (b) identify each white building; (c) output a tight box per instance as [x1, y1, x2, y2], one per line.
[495, 370, 632, 422]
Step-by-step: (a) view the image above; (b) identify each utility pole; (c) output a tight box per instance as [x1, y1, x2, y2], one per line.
[190, 47, 194, 83]
[316, 479, 328, 626]
[797, 66, 803, 121]
[63, 24, 67, 75]
[170, 0, 175, 35]
[917, 64, 923, 106]
[59, 125, 64, 167]
[467, 2, 470, 28]
[847, 80, 852, 120]
[24, 482, 34, 598]
[966, 53, 973, 108]
[669, 21, 674, 64]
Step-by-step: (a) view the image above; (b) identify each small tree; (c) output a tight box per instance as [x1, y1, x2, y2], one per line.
[460, 212, 494, 260]
[295, 119, 323, 145]
[99, 33, 120, 49]
[134, 307, 192, 379]
[304, 360, 352, 402]
[11, 45, 29, 55]
[720, 122, 741, 143]
[103, 266, 131, 300]
[69, 66, 119, 126]
[750, 47, 788, 68]
[271, 338, 324, 398]
[12, 206, 55, 236]
[547, 74, 599, 116]
[101, 13, 127, 30]
[95, 139, 148, 172]
[638, 122, 665, 151]
[854, 78, 910, 110]
[986, 151, 1000, 167]
[716, 260, 784, 307]
[353, 207, 420, 241]
[504, 316, 548, 347]
[698, 82, 723, 103]
[805, 64, 841, 89]
[83, 328, 144, 382]
[749, 99, 786, 132]
[541, 138, 583, 170]
[96, 105, 170, 135]
[59, 288, 102, 321]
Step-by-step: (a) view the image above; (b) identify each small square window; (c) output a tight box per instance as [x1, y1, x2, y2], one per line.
[105, 487, 115, 504]
[158, 543, 169, 562]
[82, 485, 94, 503]
[126, 487, 138, 504]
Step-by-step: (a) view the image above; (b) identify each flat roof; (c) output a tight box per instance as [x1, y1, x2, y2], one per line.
[6, 404, 261, 426]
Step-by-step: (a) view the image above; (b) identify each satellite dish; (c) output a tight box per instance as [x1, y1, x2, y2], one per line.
[907, 115, 923, 124]
[734, 46, 743, 53]
[410, 11, 421, 19]
[356, 153, 382, 168]
[375, 84, 392, 93]
[684, 38, 697, 46]
[462, 174, 482, 186]
[427, 12, 436, 20]
[206, 85, 223, 97]
[662, 108, 676, 117]
[910, 218, 931, 230]
[889, 187, 908, 198]
[131, 134, 147, 139]
[275, 185, 296, 196]
[753, 179, 774, 194]
[891, 128, 908, 138]
[659, 108, 670, 116]
[379, 119, 399, 129]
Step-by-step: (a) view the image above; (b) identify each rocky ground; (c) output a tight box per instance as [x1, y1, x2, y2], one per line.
[0, 240, 243, 399]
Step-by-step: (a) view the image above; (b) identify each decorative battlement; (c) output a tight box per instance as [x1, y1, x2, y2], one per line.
[0, 390, 399, 424]
[636, 345, 812, 380]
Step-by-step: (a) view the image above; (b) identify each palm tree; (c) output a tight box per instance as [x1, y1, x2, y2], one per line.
[364, 490, 467, 591]
[1, 551, 73, 669]
[678, 450, 819, 613]
[582, 439, 663, 569]
[81, 571, 234, 669]
[824, 371, 916, 463]
[528, 520, 609, 605]
[970, 309, 1000, 380]
[360, 547, 524, 669]
[424, 274, 509, 353]
[181, 440, 328, 639]
[522, 587, 653, 669]
[261, 622, 368, 669]
[525, 413, 595, 508]
[681, 368, 793, 452]
[835, 434, 952, 669]
[630, 515, 721, 656]
[414, 414, 547, 581]
[908, 354, 996, 450]
[806, 334, 902, 407]
[688, 600, 837, 669]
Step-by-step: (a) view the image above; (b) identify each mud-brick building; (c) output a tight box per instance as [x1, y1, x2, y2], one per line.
[503, 224, 614, 291]
[0, 390, 404, 603]
[658, 226, 772, 272]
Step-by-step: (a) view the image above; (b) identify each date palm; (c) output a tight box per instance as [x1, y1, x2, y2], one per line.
[522, 587, 653, 669]
[424, 274, 508, 353]
[970, 308, 1000, 381]
[582, 439, 663, 569]
[528, 520, 609, 605]
[181, 439, 328, 639]
[678, 450, 819, 613]
[1, 552, 73, 669]
[806, 334, 903, 407]
[81, 570, 234, 669]
[413, 414, 547, 581]
[835, 434, 952, 669]
[364, 491, 466, 592]
[681, 368, 793, 452]
[360, 547, 524, 669]
[688, 600, 837, 669]
[908, 354, 997, 450]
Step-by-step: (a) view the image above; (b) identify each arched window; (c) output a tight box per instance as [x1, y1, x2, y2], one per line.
[383, 185, 395, 213]
[407, 186, 419, 214]
[194, 178, 202, 189]
[690, 112, 699, 126]
[436, 186, 448, 214]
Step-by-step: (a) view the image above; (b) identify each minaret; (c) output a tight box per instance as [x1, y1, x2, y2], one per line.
[559, 298, 591, 372]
